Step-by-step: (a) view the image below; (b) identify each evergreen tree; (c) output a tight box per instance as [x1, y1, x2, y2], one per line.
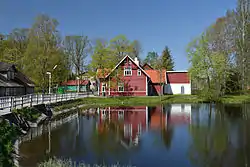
[161, 46, 174, 70]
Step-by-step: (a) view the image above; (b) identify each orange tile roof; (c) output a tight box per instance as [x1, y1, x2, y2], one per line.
[145, 70, 166, 83]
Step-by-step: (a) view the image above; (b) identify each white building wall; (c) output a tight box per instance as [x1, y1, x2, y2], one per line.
[164, 83, 191, 95]
[171, 104, 192, 114]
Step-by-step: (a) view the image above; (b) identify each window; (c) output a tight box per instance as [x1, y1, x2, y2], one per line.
[118, 83, 124, 92]
[137, 69, 141, 76]
[118, 110, 124, 120]
[124, 66, 132, 76]
[7, 71, 14, 80]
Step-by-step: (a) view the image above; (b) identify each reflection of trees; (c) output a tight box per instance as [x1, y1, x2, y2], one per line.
[162, 104, 174, 150]
[152, 104, 174, 150]
[188, 104, 230, 167]
[90, 118, 125, 162]
[188, 103, 250, 167]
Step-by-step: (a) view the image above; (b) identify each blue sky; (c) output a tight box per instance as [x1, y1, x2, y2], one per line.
[0, 0, 236, 70]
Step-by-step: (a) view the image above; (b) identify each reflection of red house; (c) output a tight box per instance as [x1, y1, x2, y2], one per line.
[97, 106, 148, 147]
[149, 104, 191, 129]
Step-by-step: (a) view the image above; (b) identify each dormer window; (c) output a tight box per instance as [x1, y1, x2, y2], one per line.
[7, 71, 14, 80]
[124, 66, 132, 76]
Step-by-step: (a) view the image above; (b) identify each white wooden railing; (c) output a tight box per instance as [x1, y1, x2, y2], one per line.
[0, 92, 94, 115]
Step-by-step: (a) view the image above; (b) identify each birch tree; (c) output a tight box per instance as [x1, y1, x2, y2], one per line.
[64, 35, 91, 76]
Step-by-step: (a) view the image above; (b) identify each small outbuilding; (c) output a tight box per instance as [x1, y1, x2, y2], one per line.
[0, 62, 35, 97]
[59, 80, 90, 93]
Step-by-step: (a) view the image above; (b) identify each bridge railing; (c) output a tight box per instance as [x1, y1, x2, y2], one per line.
[0, 92, 94, 112]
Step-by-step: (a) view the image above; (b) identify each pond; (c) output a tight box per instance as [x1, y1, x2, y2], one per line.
[18, 104, 250, 167]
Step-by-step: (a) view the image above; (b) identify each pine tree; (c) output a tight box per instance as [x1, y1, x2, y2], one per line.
[161, 46, 174, 70]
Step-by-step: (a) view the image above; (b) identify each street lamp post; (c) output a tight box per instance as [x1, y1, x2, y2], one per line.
[46, 65, 58, 94]
[76, 77, 80, 93]
[46, 72, 51, 94]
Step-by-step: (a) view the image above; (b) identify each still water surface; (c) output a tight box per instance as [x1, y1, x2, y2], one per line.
[19, 104, 250, 167]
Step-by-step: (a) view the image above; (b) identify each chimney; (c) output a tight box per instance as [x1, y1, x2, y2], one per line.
[134, 57, 139, 66]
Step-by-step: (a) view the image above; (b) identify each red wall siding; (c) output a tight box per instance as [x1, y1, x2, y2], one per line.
[98, 57, 147, 96]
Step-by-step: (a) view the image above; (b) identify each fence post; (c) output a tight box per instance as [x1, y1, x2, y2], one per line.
[37, 94, 38, 104]
[42, 94, 44, 104]
[21, 96, 23, 108]
[56, 94, 57, 102]
[13, 97, 16, 108]
[30, 94, 33, 107]
[50, 94, 51, 103]
[10, 97, 13, 110]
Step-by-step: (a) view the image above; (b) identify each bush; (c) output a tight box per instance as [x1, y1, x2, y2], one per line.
[0, 120, 20, 167]
[13, 107, 41, 122]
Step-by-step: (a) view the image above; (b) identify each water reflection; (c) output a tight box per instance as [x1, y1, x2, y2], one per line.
[18, 104, 250, 167]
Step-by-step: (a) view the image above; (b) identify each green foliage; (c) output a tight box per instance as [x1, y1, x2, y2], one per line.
[13, 107, 41, 122]
[187, 32, 230, 100]
[89, 35, 142, 79]
[160, 46, 174, 70]
[90, 39, 116, 72]
[0, 120, 20, 167]
[187, 0, 250, 95]
[22, 14, 70, 91]
[143, 51, 159, 68]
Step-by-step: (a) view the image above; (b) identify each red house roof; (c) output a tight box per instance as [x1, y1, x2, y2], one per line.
[166, 71, 190, 83]
[61, 80, 90, 86]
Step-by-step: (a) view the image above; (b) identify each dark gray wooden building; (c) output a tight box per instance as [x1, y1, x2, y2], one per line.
[0, 62, 35, 97]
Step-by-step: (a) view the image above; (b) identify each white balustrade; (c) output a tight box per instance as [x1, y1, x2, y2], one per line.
[0, 92, 94, 115]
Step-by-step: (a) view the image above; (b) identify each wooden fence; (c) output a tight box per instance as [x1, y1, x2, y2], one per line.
[0, 92, 94, 115]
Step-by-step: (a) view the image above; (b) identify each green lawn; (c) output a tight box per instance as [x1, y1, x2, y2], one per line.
[36, 94, 250, 112]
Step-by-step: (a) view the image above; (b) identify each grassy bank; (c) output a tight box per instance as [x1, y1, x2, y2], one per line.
[53, 94, 250, 111]
[39, 158, 134, 167]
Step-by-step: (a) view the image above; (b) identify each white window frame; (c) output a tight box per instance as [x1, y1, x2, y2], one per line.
[137, 69, 141, 76]
[118, 83, 124, 92]
[118, 110, 124, 120]
[124, 66, 132, 76]
[102, 83, 106, 92]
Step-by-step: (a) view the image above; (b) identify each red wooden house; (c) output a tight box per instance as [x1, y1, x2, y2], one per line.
[96, 55, 191, 96]
[97, 56, 150, 96]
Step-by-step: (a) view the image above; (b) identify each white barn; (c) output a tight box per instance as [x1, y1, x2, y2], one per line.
[164, 71, 191, 95]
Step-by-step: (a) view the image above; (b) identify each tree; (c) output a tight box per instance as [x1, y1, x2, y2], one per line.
[143, 51, 159, 68]
[23, 14, 69, 92]
[160, 46, 174, 70]
[109, 35, 132, 62]
[1, 28, 29, 69]
[187, 31, 229, 100]
[64, 35, 91, 76]
[130, 40, 142, 62]
[233, 0, 250, 90]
